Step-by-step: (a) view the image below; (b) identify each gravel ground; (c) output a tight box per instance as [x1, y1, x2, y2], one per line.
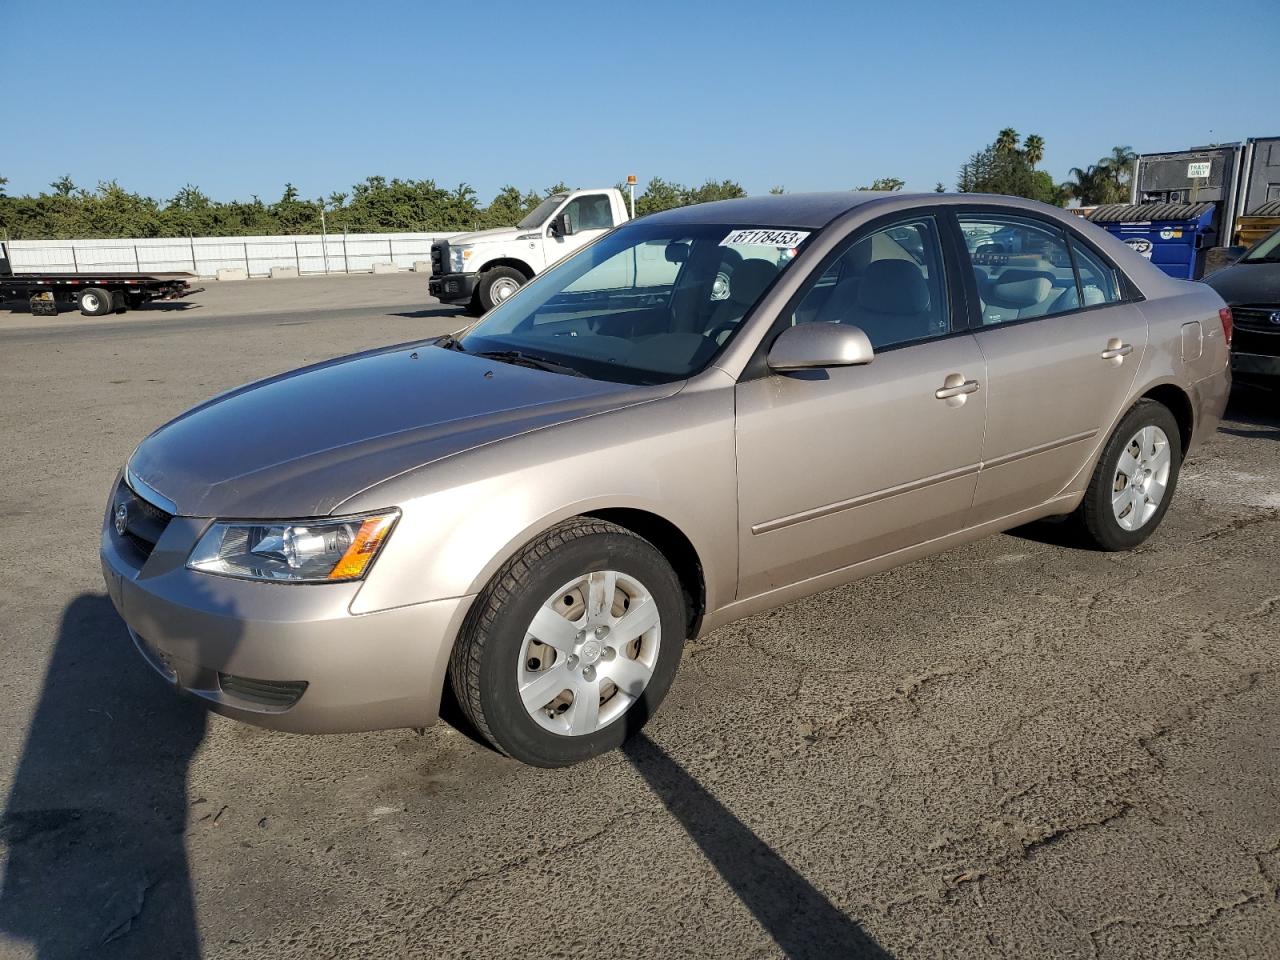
[0, 275, 1277, 959]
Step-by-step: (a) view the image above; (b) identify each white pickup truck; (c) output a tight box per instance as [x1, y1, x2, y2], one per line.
[429, 188, 631, 314]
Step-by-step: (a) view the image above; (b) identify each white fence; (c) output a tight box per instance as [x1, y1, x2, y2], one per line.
[4, 231, 459, 279]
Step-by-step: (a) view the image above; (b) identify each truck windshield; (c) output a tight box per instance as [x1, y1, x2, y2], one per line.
[457, 221, 813, 385]
[517, 195, 568, 230]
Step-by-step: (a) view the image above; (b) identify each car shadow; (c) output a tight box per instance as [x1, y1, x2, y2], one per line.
[390, 306, 470, 320]
[1221, 379, 1279, 440]
[0, 593, 209, 958]
[623, 733, 893, 959]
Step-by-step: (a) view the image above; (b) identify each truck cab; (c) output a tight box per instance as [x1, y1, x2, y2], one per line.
[429, 188, 630, 314]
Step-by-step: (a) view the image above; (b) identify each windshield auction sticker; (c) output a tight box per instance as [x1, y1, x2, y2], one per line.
[720, 228, 810, 248]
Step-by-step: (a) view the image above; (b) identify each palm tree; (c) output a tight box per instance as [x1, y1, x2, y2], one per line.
[1023, 134, 1045, 168]
[996, 128, 1020, 154]
[1063, 165, 1109, 205]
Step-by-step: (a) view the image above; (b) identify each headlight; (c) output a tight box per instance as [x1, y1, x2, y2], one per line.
[187, 511, 399, 583]
[450, 245, 473, 272]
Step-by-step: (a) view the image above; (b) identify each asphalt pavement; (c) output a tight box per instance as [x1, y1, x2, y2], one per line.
[1, 274, 1277, 959]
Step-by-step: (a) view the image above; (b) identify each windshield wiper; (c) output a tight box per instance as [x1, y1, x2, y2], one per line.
[470, 349, 589, 378]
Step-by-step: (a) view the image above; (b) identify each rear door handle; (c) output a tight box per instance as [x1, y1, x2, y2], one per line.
[935, 375, 981, 400]
[1101, 340, 1133, 360]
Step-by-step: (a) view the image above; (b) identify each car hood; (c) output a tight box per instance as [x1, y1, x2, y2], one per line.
[449, 226, 525, 245]
[1204, 261, 1280, 304]
[128, 342, 675, 518]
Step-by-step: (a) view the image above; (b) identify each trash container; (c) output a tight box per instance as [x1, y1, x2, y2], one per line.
[1086, 202, 1217, 280]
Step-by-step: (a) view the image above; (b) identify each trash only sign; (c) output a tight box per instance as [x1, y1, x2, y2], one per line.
[1187, 161, 1211, 179]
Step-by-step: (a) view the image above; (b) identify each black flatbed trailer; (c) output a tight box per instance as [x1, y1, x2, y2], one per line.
[0, 242, 204, 317]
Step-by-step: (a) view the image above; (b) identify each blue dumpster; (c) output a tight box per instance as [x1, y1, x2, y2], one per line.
[1085, 202, 1217, 280]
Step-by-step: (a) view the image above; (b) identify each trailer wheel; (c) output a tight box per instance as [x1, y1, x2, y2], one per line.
[79, 288, 113, 317]
[124, 291, 145, 310]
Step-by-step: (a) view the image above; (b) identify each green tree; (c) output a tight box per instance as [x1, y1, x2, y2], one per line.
[934, 182, 946, 193]
[1023, 134, 1045, 168]
[1061, 147, 1137, 205]
[856, 177, 904, 191]
[995, 128, 1020, 154]
[50, 175, 77, 197]
[0, 175, 7, 199]
[958, 141, 1063, 205]
[769, 185, 785, 195]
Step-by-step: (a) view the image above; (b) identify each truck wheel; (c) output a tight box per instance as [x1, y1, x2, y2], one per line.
[79, 288, 113, 317]
[478, 267, 526, 313]
[124, 291, 145, 310]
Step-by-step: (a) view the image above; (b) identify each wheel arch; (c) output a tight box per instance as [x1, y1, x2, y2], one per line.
[1139, 381, 1194, 453]
[585, 507, 707, 636]
[478, 257, 535, 280]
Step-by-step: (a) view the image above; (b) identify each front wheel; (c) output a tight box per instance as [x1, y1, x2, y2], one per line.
[477, 266, 526, 313]
[1071, 399, 1183, 551]
[449, 518, 686, 767]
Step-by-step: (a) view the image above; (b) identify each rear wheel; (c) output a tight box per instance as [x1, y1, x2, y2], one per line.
[1071, 399, 1182, 551]
[477, 266, 526, 313]
[449, 518, 686, 767]
[78, 287, 113, 317]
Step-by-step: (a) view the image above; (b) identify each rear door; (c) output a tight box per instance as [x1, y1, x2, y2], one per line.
[734, 211, 987, 599]
[952, 210, 1150, 524]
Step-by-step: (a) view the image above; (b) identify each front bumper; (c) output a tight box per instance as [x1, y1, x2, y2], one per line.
[428, 272, 480, 304]
[1232, 352, 1280, 377]
[100, 497, 473, 734]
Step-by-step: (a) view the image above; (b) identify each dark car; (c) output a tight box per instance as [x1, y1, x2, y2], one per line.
[1205, 226, 1280, 379]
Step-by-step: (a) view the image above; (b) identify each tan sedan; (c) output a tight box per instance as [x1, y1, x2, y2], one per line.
[102, 192, 1231, 766]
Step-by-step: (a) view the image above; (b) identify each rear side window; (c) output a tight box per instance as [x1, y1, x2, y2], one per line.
[789, 216, 950, 350]
[1069, 237, 1122, 305]
[957, 215, 1078, 325]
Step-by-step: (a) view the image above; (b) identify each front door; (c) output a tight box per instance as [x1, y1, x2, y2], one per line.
[735, 213, 988, 600]
[544, 193, 615, 266]
[953, 211, 1151, 524]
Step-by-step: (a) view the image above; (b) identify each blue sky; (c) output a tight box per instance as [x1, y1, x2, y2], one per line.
[6, 0, 1279, 204]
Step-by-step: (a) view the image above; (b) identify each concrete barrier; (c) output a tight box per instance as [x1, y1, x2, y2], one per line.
[412, 260, 433, 273]
[269, 265, 300, 279]
[371, 262, 399, 275]
[216, 267, 248, 282]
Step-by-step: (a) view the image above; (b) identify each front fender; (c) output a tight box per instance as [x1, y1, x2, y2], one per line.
[345, 375, 739, 619]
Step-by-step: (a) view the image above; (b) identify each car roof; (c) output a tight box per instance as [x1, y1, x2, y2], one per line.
[641, 191, 914, 229]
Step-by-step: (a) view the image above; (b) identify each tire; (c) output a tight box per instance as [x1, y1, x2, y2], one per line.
[449, 518, 686, 767]
[79, 287, 113, 317]
[477, 266, 526, 313]
[1070, 399, 1183, 551]
[124, 291, 145, 310]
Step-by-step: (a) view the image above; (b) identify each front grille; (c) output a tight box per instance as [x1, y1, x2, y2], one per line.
[1233, 306, 1280, 333]
[1235, 327, 1280, 358]
[218, 674, 308, 710]
[113, 479, 174, 559]
[430, 240, 449, 275]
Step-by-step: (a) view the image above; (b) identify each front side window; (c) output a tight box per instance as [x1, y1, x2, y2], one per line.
[789, 216, 949, 350]
[562, 194, 614, 232]
[1242, 226, 1280, 263]
[460, 222, 812, 383]
[958, 214, 1078, 325]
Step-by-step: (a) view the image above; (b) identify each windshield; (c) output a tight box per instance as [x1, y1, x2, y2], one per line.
[517, 195, 568, 230]
[1242, 226, 1280, 263]
[457, 221, 814, 384]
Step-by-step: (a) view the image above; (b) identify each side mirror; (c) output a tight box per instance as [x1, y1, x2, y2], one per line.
[767, 323, 874, 372]
[549, 212, 574, 238]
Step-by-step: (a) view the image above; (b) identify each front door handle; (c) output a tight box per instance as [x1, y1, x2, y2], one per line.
[935, 374, 981, 403]
[1101, 339, 1134, 361]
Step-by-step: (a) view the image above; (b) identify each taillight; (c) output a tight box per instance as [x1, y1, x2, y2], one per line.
[1219, 306, 1233, 346]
